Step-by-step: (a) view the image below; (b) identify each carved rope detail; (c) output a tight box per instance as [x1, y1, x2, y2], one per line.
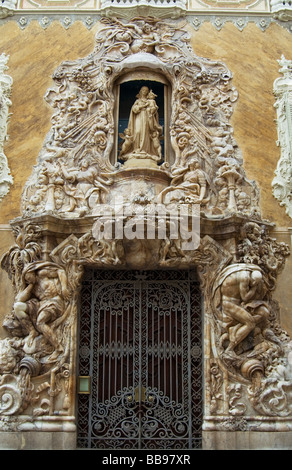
[0, 53, 13, 201]
[272, 55, 292, 218]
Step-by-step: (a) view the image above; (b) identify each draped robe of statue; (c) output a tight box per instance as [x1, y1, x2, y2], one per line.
[119, 86, 163, 165]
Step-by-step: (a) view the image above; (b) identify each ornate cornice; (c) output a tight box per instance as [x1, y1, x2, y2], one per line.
[0, 0, 291, 29]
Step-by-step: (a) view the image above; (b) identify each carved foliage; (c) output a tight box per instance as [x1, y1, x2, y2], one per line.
[1, 18, 291, 434]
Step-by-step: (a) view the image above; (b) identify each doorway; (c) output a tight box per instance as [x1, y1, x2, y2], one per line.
[77, 269, 203, 449]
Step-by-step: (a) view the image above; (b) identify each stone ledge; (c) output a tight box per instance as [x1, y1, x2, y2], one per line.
[0, 430, 77, 450]
[202, 430, 292, 450]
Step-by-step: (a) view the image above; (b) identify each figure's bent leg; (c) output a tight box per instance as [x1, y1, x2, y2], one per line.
[222, 300, 256, 351]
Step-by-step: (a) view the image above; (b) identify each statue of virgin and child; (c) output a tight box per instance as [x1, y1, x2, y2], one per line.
[119, 86, 163, 166]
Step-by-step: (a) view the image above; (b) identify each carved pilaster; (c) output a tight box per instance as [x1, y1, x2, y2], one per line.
[272, 56, 292, 218]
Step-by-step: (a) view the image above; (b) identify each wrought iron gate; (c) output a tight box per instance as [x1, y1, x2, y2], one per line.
[77, 270, 203, 449]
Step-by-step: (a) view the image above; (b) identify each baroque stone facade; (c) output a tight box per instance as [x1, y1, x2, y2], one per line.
[0, 17, 291, 449]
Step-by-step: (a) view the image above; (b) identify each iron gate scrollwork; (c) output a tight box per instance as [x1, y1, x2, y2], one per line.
[77, 270, 203, 449]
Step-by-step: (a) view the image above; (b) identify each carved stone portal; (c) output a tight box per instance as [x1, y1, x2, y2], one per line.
[0, 17, 291, 445]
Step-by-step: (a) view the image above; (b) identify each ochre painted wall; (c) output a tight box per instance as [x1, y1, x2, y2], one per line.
[0, 18, 291, 333]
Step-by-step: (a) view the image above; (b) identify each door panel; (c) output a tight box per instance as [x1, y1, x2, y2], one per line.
[77, 270, 202, 449]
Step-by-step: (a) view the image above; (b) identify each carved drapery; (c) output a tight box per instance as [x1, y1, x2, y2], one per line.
[0, 18, 291, 440]
[0, 215, 291, 432]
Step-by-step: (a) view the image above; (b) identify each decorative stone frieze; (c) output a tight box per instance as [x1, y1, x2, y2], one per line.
[0, 17, 291, 446]
[272, 56, 292, 218]
[0, 53, 13, 201]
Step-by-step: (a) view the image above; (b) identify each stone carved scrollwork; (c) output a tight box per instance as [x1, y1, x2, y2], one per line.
[0, 54, 13, 201]
[271, 0, 292, 21]
[21, 17, 259, 219]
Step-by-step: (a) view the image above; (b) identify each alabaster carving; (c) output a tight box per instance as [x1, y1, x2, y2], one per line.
[0, 0, 16, 18]
[0, 18, 291, 440]
[271, 0, 292, 21]
[100, 0, 187, 19]
[0, 54, 13, 201]
[157, 157, 209, 204]
[208, 221, 291, 420]
[1, 222, 83, 419]
[272, 56, 292, 218]
[21, 17, 259, 221]
[119, 86, 163, 166]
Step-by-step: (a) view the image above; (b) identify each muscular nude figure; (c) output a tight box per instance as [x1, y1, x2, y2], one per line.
[214, 264, 269, 354]
[14, 262, 69, 360]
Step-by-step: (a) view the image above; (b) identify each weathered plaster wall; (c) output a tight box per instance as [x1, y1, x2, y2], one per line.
[0, 18, 291, 334]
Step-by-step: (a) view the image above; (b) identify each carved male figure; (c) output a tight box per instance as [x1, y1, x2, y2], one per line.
[214, 264, 270, 355]
[14, 262, 69, 361]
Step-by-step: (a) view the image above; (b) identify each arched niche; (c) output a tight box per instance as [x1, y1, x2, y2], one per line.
[112, 69, 173, 167]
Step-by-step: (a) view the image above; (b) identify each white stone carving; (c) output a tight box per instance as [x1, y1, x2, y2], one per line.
[272, 56, 292, 218]
[21, 17, 260, 220]
[191, 0, 268, 11]
[100, 0, 187, 19]
[0, 54, 13, 201]
[271, 0, 292, 21]
[0, 18, 291, 441]
[0, 0, 17, 18]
